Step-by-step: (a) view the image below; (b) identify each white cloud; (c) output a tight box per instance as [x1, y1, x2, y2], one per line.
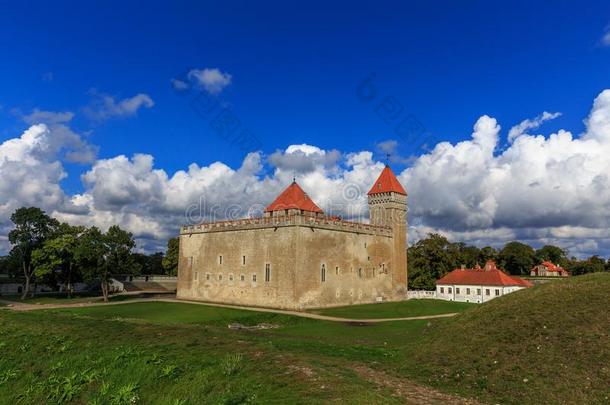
[170, 78, 189, 91]
[84, 91, 154, 120]
[4, 91, 610, 258]
[507, 111, 561, 142]
[601, 27, 610, 47]
[188, 68, 232, 94]
[401, 90, 610, 257]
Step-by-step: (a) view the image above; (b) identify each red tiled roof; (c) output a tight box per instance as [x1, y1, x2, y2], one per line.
[436, 260, 533, 287]
[540, 261, 565, 272]
[265, 181, 323, 213]
[368, 165, 407, 196]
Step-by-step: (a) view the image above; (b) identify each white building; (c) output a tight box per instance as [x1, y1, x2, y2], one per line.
[435, 260, 533, 303]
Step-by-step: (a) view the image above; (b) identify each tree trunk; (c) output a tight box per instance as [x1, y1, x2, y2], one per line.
[21, 262, 31, 300]
[67, 263, 73, 298]
[101, 279, 109, 302]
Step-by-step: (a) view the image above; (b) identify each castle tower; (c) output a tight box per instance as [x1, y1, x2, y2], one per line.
[368, 165, 408, 291]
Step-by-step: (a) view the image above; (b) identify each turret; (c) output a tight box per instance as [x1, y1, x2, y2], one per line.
[368, 165, 408, 291]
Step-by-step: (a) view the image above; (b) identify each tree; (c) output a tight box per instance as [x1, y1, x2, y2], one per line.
[498, 241, 536, 275]
[75, 225, 135, 302]
[132, 252, 164, 274]
[408, 233, 457, 290]
[31, 223, 86, 297]
[535, 245, 568, 267]
[162, 237, 179, 276]
[478, 246, 498, 263]
[8, 207, 59, 299]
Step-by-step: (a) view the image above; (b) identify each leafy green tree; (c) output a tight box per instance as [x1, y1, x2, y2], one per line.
[408, 233, 457, 290]
[535, 245, 568, 267]
[0, 254, 20, 278]
[8, 207, 59, 299]
[498, 241, 536, 275]
[478, 246, 498, 263]
[162, 237, 179, 276]
[31, 223, 86, 297]
[454, 243, 481, 268]
[132, 252, 164, 274]
[76, 225, 135, 302]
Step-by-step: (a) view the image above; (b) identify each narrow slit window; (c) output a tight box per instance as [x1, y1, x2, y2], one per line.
[242, 256, 246, 265]
[321, 264, 326, 282]
[265, 264, 271, 282]
[219, 255, 223, 265]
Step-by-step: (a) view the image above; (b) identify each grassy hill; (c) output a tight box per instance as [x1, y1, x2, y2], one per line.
[0, 274, 607, 404]
[402, 273, 610, 404]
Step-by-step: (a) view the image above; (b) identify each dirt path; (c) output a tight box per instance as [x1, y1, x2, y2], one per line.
[353, 365, 484, 405]
[0, 297, 459, 323]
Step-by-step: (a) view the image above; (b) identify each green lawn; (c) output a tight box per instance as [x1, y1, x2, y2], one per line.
[1, 274, 608, 404]
[310, 299, 473, 319]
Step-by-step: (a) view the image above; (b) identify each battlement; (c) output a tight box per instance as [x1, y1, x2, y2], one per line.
[180, 214, 393, 237]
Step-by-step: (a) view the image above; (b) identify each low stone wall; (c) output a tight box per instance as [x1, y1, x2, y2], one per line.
[407, 290, 437, 299]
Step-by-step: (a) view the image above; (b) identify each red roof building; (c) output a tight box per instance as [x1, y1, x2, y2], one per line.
[265, 181, 323, 214]
[368, 165, 407, 196]
[434, 260, 532, 303]
[530, 261, 569, 277]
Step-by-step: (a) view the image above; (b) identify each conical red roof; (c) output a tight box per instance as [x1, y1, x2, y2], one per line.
[368, 165, 407, 195]
[265, 181, 323, 213]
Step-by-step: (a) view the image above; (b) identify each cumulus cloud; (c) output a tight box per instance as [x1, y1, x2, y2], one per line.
[84, 91, 154, 120]
[188, 68, 232, 94]
[268, 144, 341, 174]
[4, 91, 610, 257]
[402, 90, 610, 256]
[507, 111, 561, 142]
[601, 26, 610, 47]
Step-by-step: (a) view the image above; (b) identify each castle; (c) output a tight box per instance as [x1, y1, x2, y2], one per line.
[176, 165, 407, 310]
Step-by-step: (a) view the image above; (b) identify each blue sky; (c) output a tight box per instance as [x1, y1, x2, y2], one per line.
[1, 1, 610, 256]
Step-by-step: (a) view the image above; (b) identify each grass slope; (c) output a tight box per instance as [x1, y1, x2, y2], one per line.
[403, 273, 610, 404]
[310, 299, 473, 319]
[0, 274, 608, 404]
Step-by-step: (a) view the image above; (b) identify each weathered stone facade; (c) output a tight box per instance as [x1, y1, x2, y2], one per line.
[177, 166, 408, 310]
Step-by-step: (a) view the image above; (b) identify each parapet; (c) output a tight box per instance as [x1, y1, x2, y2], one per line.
[180, 214, 393, 237]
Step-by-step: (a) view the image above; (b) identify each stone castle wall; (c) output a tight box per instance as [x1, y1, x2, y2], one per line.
[177, 213, 402, 309]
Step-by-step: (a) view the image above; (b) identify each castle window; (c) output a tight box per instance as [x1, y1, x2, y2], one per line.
[495, 289, 500, 296]
[485, 289, 490, 296]
[335, 266, 339, 275]
[440, 287, 444, 293]
[364, 242, 367, 248]
[372, 268, 375, 277]
[240, 274, 245, 282]
[466, 288, 470, 295]
[358, 268, 362, 278]
[252, 274, 257, 282]
[448, 287, 452, 294]
[242, 256, 246, 265]
[321, 264, 326, 282]
[265, 264, 271, 282]
[218, 274, 223, 281]
[229, 274, 234, 281]
[193, 271, 198, 281]
[218, 255, 223, 265]
[206, 273, 210, 281]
